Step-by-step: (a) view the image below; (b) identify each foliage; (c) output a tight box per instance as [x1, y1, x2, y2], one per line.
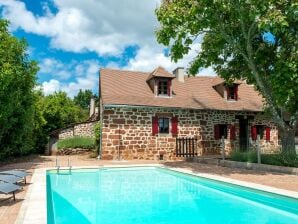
[0, 20, 38, 160]
[92, 122, 101, 157]
[74, 89, 98, 109]
[156, 0, 298, 151]
[230, 150, 298, 167]
[57, 136, 96, 150]
[93, 122, 101, 143]
[42, 91, 87, 132]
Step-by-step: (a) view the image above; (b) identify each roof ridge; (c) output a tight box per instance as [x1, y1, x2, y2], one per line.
[100, 67, 150, 74]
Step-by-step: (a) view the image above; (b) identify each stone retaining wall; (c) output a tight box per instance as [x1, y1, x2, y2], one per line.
[101, 107, 279, 160]
[58, 121, 97, 139]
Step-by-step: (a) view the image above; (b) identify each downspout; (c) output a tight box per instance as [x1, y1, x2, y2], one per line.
[98, 103, 104, 159]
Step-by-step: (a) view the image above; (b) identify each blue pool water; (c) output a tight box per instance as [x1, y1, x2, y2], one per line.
[47, 167, 298, 224]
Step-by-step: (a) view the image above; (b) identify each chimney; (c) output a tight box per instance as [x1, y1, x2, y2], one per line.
[173, 67, 185, 82]
[89, 97, 95, 117]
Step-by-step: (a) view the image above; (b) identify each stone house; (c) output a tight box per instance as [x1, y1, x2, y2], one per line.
[99, 67, 280, 160]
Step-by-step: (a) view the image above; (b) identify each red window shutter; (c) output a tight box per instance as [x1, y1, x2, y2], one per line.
[167, 79, 171, 96]
[251, 125, 257, 140]
[234, 85, 238, 100]
[214, 124, 220, 140]
[152, 116, 159, 136]
[171, 116, 178, 136]
[265, 127, 270, 141]
[230, 125, 236, 140]
[226, 86, 230, 100]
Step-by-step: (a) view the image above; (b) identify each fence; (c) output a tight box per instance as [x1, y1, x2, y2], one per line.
[176, 137, 198, 157]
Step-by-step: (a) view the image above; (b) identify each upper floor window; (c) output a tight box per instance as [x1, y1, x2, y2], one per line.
[227, 84, 238, 101]
[158, 80, 168, 95]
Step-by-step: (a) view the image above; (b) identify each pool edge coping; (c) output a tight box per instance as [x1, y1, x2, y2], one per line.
[15, 164, 298, 224]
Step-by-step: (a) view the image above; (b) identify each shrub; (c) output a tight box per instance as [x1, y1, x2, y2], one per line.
[230, 150, 298, 167]
[57, 136, 95, 150]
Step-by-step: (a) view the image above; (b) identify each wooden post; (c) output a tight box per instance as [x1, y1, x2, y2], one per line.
[221, 136, 225, 160]
[257, 134, 261, 164]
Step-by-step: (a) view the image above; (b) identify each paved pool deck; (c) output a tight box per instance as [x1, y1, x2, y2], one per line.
[0, 155, 298, 224]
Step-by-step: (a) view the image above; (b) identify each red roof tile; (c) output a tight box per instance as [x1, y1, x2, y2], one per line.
[100, 67, 264, 111]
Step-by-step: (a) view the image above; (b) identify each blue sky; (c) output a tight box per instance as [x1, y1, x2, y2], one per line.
[0, 0, 214, 97]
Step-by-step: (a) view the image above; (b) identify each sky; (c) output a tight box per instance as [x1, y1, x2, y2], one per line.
[0, 0, 216, 97]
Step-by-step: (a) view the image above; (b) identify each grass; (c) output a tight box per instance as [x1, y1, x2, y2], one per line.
[230, 150, 298, 167]
[57, 136, 96, 150]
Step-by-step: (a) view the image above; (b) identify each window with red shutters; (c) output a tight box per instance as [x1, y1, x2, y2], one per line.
[251, 125, 257, 140]
[171, 116, 178, 136]
[229, 125, 236, 140]
[152, 116, 159, 136]
[265, 127, 271, 141]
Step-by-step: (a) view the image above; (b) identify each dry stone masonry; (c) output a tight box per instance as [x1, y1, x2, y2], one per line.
[101, 107, 279, 160]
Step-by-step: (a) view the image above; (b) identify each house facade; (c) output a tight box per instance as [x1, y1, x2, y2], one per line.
[99, 67, 279, 160]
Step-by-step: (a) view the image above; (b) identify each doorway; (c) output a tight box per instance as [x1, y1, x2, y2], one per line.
[239, 118, 249, 151]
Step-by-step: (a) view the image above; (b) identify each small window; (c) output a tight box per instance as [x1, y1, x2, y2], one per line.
[219, 124, 228, 139]
[159, 118, 169, 134]
[227, 84, 238, 100]
[228, 86, 236, 100]
[158, 80, 168, 95]
[256, 125, 265, 139]
[215, 124, 228, 139]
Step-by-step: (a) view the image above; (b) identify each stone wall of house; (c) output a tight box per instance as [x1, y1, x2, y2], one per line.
[101, 107, 279, 160]
[58, 121, 97, 139]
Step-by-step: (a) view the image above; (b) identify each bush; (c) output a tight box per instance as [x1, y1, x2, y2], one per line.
[230, 150, 298, 167]
[57, 136, 95, 150]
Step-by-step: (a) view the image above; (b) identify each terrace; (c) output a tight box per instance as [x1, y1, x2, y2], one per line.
[0, 154, 297, 224]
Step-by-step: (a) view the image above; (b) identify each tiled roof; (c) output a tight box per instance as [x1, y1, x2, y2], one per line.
[146, 66, 175, 81]
[100, 67, 264, 112]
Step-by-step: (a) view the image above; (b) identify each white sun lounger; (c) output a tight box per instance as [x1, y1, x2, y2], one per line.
[0, 170, 29, 184]
[0, 182, 21, 200]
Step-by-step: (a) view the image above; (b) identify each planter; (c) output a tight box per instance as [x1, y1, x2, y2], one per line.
[220, 160, 298, 175]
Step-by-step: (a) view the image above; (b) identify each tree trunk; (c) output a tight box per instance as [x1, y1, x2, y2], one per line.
[280, 128, 296, 153]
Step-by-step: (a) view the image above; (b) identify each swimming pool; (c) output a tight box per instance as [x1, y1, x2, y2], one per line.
[47, 167, 298, 224]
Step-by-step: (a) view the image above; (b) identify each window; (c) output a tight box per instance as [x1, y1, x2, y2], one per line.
[158, 118, 169, 134]
[227, 84, 238, 100]
[214, 124, 228, 139]
[158, 80, 168, 95]
[152, 116, 178, 136]
[256, 125, 265, 139]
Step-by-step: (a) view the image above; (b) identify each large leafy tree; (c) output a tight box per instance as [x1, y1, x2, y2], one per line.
[74, 89, 97, 109]
[156, 0, 298, 151]
[0, 20, 38, 158]
[42, 91, 87, 132]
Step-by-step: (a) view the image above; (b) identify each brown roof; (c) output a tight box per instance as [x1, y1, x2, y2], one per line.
[212, 77, 242, 86]
[146, 66, 175, 81]
[100, 67, 264, 112]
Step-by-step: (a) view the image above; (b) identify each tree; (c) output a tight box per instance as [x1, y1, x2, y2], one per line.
[42, 91, 87, 132]
[74, 89, 98, 109]
[0, 20, 38, 158]
[156, 0, 298, 151]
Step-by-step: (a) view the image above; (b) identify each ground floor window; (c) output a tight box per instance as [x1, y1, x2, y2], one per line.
[159, 118, 169, 134]
[214, 124, 228, 139]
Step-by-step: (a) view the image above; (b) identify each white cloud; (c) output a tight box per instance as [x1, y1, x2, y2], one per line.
[124, 42, 216, 76]
[0, 0, 160, 55]
[42, 79, 60, 95]
[40, 59, 100, 97]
